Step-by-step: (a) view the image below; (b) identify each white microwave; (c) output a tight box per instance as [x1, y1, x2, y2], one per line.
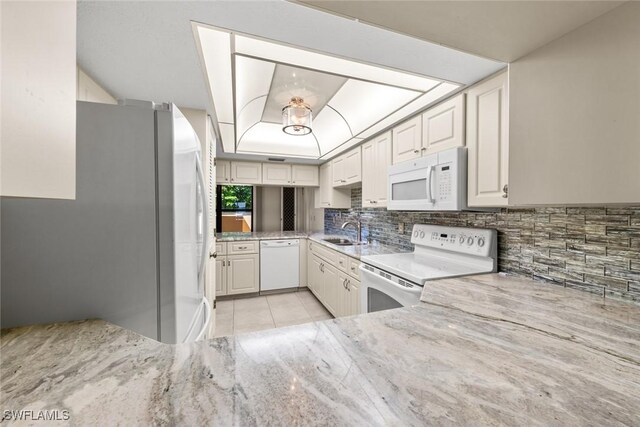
[387, 147, 467, 211]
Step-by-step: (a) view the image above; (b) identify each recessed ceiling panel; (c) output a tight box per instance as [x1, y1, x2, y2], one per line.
[238, 122, 320, 158]
[312, 106, 353, 154]
[235, 56, 275, 112]
[328, 79, 421, 136]
[261, 64, 346, 124]
[235, 34, 443, 92]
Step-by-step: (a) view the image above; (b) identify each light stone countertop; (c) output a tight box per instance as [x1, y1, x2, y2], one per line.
[2, 273, 639, 425]
[215, 231, 406, 260]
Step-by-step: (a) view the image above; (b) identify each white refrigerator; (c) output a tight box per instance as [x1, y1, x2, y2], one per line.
[1, 101, 210, 343]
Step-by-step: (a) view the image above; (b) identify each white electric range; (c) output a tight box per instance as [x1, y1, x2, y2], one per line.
[359, 224, 497, 313]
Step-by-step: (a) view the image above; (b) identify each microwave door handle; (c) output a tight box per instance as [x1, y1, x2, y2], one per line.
[427, 165, 436, 204]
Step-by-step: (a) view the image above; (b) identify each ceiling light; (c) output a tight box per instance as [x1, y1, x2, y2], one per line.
[282, 97, 313, 136]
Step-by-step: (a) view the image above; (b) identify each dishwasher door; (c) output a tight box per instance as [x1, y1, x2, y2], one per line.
[260, 239, 300, 291]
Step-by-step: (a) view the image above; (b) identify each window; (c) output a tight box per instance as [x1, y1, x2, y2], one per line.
[216, 185, 253, 233]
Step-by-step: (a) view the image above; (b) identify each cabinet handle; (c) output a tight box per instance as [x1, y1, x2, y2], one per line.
[413, 149, 420, 154]
[343, 278, 348, 289]
[350, 265, 355, 271]
[230, 178, 234, 182]
[210, 252, 217, 259]
[238, 246, 247, 250]
[420, 147, 426, 151]
[502, 184, 509, 198]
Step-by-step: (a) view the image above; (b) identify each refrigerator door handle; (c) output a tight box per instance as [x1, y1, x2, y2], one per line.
[194, 296, 212, 341]
[195, 152, 209, 292]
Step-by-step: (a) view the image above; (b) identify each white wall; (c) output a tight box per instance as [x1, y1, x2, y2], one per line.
[1, 1, 77, 199]
[509, 2, 640, 205]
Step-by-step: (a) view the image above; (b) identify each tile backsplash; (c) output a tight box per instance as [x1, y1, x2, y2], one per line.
[325, 188, 640, 302]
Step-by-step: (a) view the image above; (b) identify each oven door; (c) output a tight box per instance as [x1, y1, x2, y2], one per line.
[359, 264, 423, 314]
[387, 154, 438, 211]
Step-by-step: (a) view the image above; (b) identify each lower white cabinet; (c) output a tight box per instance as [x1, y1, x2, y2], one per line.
[307, 241, 361, 317]
[215, 242, 259, 296]
[337, 272, 360, 317]
[227, 254, 260, 295]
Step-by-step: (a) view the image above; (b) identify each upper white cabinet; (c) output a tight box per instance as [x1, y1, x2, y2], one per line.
[466, 72, 509, 207]
[217, 161, 318, 187]
[291, 164, 319, 186]
[316, 162, 350, 209]
[262, 163, 292, 186]
[422, 94, 465, 155]
[392, 116, 422, 164]
[1, 1, 76, 199]
[216, 160, 231, 184]
[362, 131, 392, 207]
[332, 147, 362, 187]
[230, 161, 262, 185]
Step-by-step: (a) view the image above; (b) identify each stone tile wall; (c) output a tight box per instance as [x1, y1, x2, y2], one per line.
[325, 188, 640, 302]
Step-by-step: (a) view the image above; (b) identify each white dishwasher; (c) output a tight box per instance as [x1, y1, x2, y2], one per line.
[260, 239, 300, 291]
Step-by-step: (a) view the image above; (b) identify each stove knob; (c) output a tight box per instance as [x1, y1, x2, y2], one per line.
[467, 236, 474, 246]
[459, 235, 465, 244]
[478, 237, 485, 247]
[419, 231, 425, 238]
[413, 231, 418, 237]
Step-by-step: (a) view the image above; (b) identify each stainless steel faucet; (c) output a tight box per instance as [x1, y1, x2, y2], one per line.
[341, 219, 362, 243]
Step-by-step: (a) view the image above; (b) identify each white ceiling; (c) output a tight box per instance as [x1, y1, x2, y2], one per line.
[295, 0, 625, 62]
[77, 1, 506, 162]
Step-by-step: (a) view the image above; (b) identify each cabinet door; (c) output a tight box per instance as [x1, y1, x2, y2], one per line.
[231, 161, 262, 185]
[216, 160, 231, 184]
[347, 278, 360, 316]
[467, 72, 509, 206]
[322, 264, 341, 317]
[361, 140, 376, 207]
[374, 132, 392, 206]
[226, 254, 260, 295]
[332, 156, 345, 187]
[392, 116, 422, 164]
[318, 163, 332, 207]
[262, 163, 291, 186]
[216, 258, 227, 296]
[291, 164, 319, 186]
[309, 254, 324, 300]
[343, 147, 362, 185]
[423, 94, 465, 155]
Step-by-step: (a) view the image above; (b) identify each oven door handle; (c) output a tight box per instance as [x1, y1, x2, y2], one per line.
[359, 265, 422, 294]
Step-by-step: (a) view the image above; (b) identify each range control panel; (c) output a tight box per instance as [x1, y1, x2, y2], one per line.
[410, 224, 496, 257]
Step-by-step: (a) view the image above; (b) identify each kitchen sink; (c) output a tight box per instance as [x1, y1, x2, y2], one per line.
[322, 238, 365, 246]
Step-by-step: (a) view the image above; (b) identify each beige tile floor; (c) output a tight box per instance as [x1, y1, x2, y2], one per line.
[213, 290, 333, 337]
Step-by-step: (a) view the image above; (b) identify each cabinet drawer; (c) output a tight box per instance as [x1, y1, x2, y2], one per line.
[347, 257, 361, 280]
[227, 240, 259, 255]
[215, 242, 227, 256]
[308, 240, 338, 264]
[336, 254, 348, 272]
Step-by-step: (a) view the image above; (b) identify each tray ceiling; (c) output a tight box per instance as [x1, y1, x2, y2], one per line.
[194, 24, 461, 160]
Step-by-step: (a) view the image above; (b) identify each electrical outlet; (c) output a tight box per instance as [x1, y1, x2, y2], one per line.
[398, 222, 405, 233]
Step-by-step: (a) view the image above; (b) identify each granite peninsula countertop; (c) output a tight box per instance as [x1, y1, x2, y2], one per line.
[2, 274, 639, 425]
[216, 231, 406, 259]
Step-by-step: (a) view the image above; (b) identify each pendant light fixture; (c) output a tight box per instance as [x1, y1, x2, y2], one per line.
[282, 96, 312, 135]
